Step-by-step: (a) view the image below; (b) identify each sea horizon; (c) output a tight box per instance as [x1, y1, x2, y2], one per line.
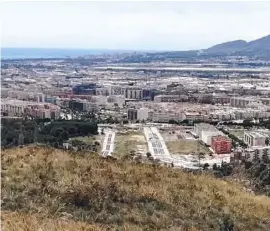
[0, 47, 142, 60]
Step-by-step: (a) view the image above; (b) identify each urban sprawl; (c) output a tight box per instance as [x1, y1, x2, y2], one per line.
[2, 55, 270, 169]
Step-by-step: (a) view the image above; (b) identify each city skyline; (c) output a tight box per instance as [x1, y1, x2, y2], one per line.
[1, 1, 270, 51]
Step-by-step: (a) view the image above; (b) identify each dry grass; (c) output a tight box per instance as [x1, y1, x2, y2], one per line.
[114, 131, 147, 158]
[167, 140, 210, 154]
[70, 136, 98, 143]
[2, 211, 105, 231]
[2, 146, 270, 231]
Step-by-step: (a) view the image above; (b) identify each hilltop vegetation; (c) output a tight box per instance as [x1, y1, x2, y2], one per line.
[2, 146, 270, 231]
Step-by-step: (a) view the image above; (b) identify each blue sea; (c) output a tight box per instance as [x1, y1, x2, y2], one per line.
[1, 48, 130, 60]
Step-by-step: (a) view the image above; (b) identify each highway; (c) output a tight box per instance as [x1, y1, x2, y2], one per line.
[93, 66, 270, 73]
[101, 130, 116, 157]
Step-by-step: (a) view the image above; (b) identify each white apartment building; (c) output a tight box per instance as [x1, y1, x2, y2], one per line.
[244, 132, 268, 147]
[1, 88, 9, 98]
[6, 90, 45, 102]
[149, 110, 183, 123]
[111, 86, 126, 96]
[194, 123, 223, 145]
[201, 130, 223, 146]
[154, 95, 188, 103]
[137, 108, 149, 121]
[1, 100, 26, 116]
[125, 88, 143, 100]
[1, 99, 61, 119]
[245, 146, 270, 161]
[230, 97, 259, 108]
[107, 95, 125, 107]
[183, 112, 204, 121]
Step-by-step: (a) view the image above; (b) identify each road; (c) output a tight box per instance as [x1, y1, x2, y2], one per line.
[94, 66, 270, 73]
[101, 130, 116, 157]
[144, 127, 172, 164]
[144, 126, 202, 169]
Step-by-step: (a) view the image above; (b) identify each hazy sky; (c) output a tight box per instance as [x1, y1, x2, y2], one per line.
[1, 1, 270, 50]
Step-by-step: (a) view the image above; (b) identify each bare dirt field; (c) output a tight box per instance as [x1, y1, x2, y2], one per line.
[166, 140, 210, 155]
[114, 131, 148, 158]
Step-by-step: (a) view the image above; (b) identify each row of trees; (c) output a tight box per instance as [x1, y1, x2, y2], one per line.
[219, 128, 247, 148]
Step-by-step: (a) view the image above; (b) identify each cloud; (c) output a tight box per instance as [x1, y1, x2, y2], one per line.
[1, 1, 270, 50]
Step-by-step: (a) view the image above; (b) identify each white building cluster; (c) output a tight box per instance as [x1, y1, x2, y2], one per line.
[243, 131, 270, 161]
[194, 123, 223, 145]
[1, 99, 61, 119]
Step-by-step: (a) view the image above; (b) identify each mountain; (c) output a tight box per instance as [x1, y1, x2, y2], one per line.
[206, 40, 247, 55]
[2, 146, 270, 231]
[204, 34, 270, 58]
[246, 34, 270, 51]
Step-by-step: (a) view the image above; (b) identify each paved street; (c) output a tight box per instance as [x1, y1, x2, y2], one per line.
[144, 127, 172, 163]
[101, 130, 116, 157]
[144, 126, 208, 169]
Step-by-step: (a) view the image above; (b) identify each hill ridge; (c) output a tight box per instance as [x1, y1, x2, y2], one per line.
[2, 146, 270, 231]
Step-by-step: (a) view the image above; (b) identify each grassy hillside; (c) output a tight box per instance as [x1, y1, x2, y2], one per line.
[2, 146, 270, 231]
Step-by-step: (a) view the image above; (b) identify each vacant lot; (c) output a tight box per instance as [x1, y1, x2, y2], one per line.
[114, 131, 147, 158]
[166, 140, 210, 154]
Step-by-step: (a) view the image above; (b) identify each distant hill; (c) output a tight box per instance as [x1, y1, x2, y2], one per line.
[206, 40, 247, 55]
[2, 146, 270, 231]
[204, 34, 270, 58]
[138, 34, 270, 62]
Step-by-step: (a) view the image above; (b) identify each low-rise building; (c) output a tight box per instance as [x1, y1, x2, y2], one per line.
[211, 135, 232, 154]
[150, 110, 183, 123]
[244, 131, 267, 147]
[137, 108, 149, 121]
[1, 99, 61, 119]
[128, 108, 138, 121]
[245, 146, 270, 161]
[194, 123, 223, 145]
[154, 94, 188, 103]
[183, 112, 204, 121]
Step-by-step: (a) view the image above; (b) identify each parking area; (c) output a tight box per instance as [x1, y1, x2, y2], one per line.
[144, 127, 172, 163]
[101, 130, 116, 157]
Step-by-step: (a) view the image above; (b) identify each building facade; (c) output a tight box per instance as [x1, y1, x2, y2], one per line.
[128, 108, 138, 121]
[72, 83, 97, 95]
[211, 136, 232, 154]
[244, 132, 267, 147]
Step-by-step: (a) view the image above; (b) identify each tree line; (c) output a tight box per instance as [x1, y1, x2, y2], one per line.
[1, 118, 98, 149]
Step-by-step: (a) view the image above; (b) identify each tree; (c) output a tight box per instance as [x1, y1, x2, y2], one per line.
[146, 152, 152, 158]
[168, 119, 177, 124]
[203, 163, 210, 170]
[60, 131, 69, 141]
[198, 152, 205, 166]
[243, 119, 253, 128]
[213, 163, 218, 171]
